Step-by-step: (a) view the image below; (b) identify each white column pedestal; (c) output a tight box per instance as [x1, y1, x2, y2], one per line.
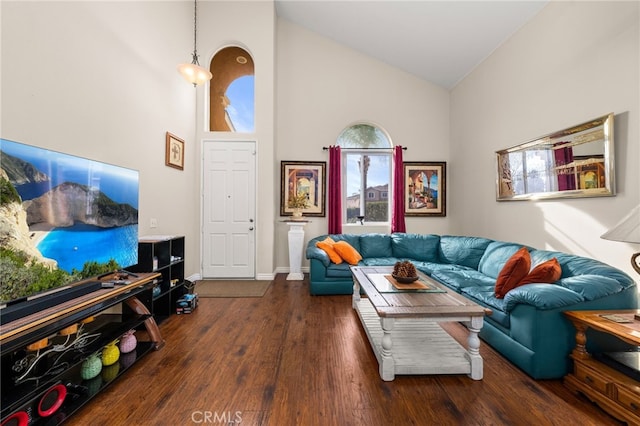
[285, 220, 308, 280]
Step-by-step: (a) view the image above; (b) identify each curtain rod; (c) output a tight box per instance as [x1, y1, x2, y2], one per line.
[322, 146, 407, 151]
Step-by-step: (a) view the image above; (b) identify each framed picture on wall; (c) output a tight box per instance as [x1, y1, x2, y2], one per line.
[165, 132, 185, 170]
[280, 161, 326, 217]
[404, 162, 446, 217]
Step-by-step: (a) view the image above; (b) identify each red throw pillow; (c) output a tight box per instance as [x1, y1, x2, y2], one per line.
[495, 247, 531, 299]
[518, 258, 562, 286]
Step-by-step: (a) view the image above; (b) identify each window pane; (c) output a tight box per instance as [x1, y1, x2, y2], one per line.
[226, 75, 255, 132]
[344, 153, 389, 223]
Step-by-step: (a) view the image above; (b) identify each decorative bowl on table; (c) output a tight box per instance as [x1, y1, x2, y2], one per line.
[392, 260, 419, 283]
[392, 274, 419, 284]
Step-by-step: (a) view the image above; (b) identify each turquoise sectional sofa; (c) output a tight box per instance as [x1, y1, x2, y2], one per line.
[305, 233, 638, 379]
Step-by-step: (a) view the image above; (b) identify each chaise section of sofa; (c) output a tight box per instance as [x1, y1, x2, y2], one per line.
[305, 233, 638, 379]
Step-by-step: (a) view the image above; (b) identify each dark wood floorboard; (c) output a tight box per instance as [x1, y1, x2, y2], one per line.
[65, 274, 623, 425]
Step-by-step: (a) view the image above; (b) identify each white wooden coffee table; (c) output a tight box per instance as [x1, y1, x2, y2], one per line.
[351, 266, 487, 381]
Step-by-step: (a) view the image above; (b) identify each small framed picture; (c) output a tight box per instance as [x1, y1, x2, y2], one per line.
[280, 161, 326, 217]
[165, 132, 185, 170]
[404, 162, 446, 217]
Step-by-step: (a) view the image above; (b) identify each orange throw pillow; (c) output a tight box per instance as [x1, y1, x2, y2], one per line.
[316, 237, 342, 264]
[333, 241, 363, 266]
[495, 247, 531, 299]
[519, 258, 561, 286]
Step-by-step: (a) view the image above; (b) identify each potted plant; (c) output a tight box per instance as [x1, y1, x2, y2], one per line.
[288, 193, 309, 218]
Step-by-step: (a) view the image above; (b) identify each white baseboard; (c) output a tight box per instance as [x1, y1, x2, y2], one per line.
[274, 267, 309, 274]
[256, 272, 276, 280]
[186, 273, 201, 282]
[189, 268, 307, 282]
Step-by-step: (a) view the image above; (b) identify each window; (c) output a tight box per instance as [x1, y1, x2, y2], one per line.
[337, 124, 392, 224]
[209, 46, 254, 132]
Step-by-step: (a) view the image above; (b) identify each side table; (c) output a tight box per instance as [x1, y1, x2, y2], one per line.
[564, 310, 640, 424]
[282, 220, 310, 280]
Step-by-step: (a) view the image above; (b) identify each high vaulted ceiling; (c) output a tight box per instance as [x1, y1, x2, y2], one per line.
[275, 1, 548, 89]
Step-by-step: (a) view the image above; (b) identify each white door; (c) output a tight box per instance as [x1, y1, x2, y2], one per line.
[202, 141, 256, 278]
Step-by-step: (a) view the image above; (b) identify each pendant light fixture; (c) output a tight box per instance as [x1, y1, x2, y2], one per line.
[177, 0, 212, 86]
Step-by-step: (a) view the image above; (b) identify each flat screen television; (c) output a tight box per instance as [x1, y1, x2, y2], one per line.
[0, 138, 139, 323]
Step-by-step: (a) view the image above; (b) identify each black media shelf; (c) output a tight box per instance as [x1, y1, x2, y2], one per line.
[0, 273, 162, 426]
[38, 341, 155, 424]
[0, 313, 152, 420]
[127, 236, 186, 322]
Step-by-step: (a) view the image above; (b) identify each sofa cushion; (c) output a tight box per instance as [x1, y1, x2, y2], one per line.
[414, 262, 474, 276]
[362, 257, 402, 266]
[519, 258, 561, 286]
[495, 247, 531, 298]
[329, 234, 362, 252]
[359, 234, 393, 258]
[529, 249, 635, 289]
[326, 262, 354, 278]
[478, 241, 530, 278]
[316, 237, 343, 264]
[439, 235, 493, 269]
[305, 238, 331, 267]
[432, 269, 497, 291]
[503, 284, 584, 312]
[333, 241, 362, 265]
[558, 275, 624, 301]
[391, 233, 440, 262]
[460, 285, 510, 328]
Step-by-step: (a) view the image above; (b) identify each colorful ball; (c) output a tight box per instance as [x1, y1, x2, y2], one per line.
[81, 354, 102, 380]
[101, 341, 120, 366]
[119, 330, 137, 354]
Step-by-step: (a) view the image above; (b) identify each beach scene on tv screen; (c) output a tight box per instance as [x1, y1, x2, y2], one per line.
[0, 139, 139, 303]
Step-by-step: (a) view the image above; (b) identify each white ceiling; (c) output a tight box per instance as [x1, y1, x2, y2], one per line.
[275, 0, 549, 89]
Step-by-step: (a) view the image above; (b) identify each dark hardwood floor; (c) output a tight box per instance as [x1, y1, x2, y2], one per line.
[66, 274, 623, 425]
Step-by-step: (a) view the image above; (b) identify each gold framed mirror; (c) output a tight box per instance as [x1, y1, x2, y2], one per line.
[496, 113, 615, 201]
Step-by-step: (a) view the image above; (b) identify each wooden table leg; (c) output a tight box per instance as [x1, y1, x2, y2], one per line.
[466, 316, 483, 380]
[380, 317, 395, 381]
[570, 320, 590, 360]
[352, 277, 361, 309]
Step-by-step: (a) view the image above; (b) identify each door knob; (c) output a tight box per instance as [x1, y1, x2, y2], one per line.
[249, 227, 254, 231]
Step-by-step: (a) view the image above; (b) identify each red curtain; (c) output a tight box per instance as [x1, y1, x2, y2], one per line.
[328, 146, 342, 234]
[391, 145, 406, 233]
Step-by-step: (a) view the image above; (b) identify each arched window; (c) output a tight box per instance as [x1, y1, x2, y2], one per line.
[337, 123, 392, 224]
[209, 46, 254, 132]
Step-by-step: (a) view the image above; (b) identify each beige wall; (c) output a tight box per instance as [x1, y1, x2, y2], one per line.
[450, 1, 640, 277]
[3, 1, 638, 278]
[1, 1, 201, 276]
[275, 19, 451, 271]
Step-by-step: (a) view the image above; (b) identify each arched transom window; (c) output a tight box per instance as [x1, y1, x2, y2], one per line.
[209, 46, 254, 132]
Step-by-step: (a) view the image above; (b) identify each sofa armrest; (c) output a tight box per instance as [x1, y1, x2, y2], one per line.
[306, 245, 330, 267]
[503, 284, 584, 312]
